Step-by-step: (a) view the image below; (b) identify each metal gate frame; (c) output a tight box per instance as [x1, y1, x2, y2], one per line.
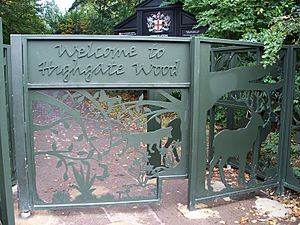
[5, 34, 300, 214]
[280, 46, 300, 192]
[11, 35, 192, 212]
[0, 18, 15, 225]
[188, 39, 300, 209]
[3, 44, 16, 185]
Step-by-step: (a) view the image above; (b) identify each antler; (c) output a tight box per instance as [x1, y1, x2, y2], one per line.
[231, 91, 266, 113]
[231, 90, 274, 127]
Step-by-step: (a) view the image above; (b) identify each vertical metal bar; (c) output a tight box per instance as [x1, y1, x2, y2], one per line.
[250, 51, 262, 181]
[226, 52, 236, 130]
[277, 46, 295, 194]
[188, 38, 211, 209]
[4, 45, 16, 184]
[0, 18, 15, 225]
[7, 46, 16, 184]
[208, 50, 216, 162]
[188, 37, 200, 210]
[11, 35, 31, 213]
[208, 106, 215, 162]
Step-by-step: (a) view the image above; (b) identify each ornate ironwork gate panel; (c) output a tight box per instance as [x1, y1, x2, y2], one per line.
[11, 36, 190, 211]
[0, 18, 15, 225]
[188, 38, 291, 209]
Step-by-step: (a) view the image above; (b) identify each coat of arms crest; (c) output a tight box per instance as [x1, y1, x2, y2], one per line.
[147, 12, 171, 33]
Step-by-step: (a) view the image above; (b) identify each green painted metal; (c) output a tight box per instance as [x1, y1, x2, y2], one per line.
[3, 45, 16, 184]
[12, 35, 191, 211]
[7, 33, 299, 213]
[190, 37, 285, 208]
[282, 46, 300, 192]
[26, 38, 190, 87]
[0, 18, 15, 225]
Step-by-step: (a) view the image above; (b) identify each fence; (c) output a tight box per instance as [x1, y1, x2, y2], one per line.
[0, 26, 299, 223]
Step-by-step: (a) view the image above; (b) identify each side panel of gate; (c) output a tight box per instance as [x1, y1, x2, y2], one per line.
[12, 35, 191, 210]
[0, 18, 15, 225]
[283, 46, 300, 192]
[3, 45, 16, 184]
[189, 37, 286, 208]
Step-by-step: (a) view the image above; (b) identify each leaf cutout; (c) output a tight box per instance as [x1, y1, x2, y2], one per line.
[77, 134, 84, 141]
[52, 142, 57, 151]
[77, 151, 88, 156]
[139, 93, 144, 101]
[67, 162, 75, 166]
[99, 90, 108, 101]
[72, 166, 84, 186]
[67, 143, 74, 151]
[87, 151, 94, 159]
[63, 173, 68, 181]
[63, 121, 70, 129]
[56, 160, 63, 168]
[89, 136, 98, 141]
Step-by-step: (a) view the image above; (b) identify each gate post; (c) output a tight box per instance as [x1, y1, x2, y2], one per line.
[0, 18, 15, 225]
[11, 35, 31, 214]
[277, 46, 297, 194]
[188, 38, 211, 209]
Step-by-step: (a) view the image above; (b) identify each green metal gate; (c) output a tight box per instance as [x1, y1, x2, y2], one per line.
[8, 34, 300, 214]
[0, 18, 15, 225]
[3, 44, 16, 184]
[281, 46, 300, 192]
[188, 39, 297, 208]
[11, 35, 191, 211]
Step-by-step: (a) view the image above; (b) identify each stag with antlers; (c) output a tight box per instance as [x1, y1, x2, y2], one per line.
[207, 91, 271, 191]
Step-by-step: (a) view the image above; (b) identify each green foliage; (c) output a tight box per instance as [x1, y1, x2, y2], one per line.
[40, 0, 138, 35]
[163, 0, 300, 65]
[292, 166, 300, 179]
[40, 0, 63, 33]
[243, 5, 300, 65]
[56, 9, 91, 34]
[55, 0, 139, 35]
[0, 0, 47, 43]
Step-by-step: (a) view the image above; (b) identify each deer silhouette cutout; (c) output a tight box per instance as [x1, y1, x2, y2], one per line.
[207, 92, 266, 191]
